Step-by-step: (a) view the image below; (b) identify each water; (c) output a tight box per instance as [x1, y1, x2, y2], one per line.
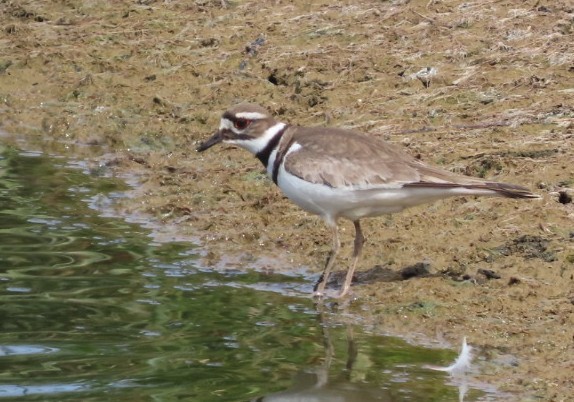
[0, 145, 496, 401]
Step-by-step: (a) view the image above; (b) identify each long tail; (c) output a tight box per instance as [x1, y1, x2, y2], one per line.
[471, 181, 540, 199]
[404, 181, 540, 199]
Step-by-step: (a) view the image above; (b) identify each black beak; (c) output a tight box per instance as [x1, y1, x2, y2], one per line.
[196, 130, 223, 152]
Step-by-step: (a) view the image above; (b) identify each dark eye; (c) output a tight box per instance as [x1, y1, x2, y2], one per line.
[233, 119, 250, 130]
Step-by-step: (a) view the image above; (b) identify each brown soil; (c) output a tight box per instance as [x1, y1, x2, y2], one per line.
[1, 0, 573, 400]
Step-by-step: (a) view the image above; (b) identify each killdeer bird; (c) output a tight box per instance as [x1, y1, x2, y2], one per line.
[197, 103, 539, 298]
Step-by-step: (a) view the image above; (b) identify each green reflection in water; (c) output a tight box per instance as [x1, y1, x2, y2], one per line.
[0, 146, 493, 401]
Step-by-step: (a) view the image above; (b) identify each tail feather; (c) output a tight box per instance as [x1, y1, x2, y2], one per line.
[477, 181, 540, 199]
[405, 181, 540, 199]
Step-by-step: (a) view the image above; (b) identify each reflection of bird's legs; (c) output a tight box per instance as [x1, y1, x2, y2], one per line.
[345, 325, 358, 374]
[314, 304, 334, 388]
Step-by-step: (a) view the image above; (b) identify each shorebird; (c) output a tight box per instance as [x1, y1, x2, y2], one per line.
[197, 103, 539, 297]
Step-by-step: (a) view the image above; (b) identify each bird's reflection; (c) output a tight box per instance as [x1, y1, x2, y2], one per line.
[253, 304, 473, 402]
[253, 307, 392, 402]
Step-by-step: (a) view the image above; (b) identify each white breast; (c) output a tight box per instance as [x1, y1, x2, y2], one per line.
[275, 142, 400, 224]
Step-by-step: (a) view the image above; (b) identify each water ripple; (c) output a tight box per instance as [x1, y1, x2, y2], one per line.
[0, 382, 90, 398]
[0, 345, 60, 357]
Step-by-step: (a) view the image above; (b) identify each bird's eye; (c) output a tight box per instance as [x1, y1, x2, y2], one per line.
[234, 119, 250, 130]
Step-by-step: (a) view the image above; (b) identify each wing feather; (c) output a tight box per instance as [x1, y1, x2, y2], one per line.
[283, 127, 422, 189]
[281, 127, 537, 198]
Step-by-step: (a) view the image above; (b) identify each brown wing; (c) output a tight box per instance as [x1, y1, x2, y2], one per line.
[281, 126, 538, 198]
[282, 127, 423, 188]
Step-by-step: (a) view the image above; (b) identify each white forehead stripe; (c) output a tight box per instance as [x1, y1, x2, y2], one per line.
[219, 117, 233, 130]
[234, 111, 268, 120]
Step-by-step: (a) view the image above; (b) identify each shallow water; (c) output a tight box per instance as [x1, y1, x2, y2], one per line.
[0, 145, 495, 401]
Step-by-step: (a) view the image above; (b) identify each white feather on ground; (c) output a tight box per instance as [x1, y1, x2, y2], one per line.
[425, 337, 473, 375]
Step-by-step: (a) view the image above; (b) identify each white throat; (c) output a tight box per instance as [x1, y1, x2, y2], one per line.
[228, 122, 286, 155]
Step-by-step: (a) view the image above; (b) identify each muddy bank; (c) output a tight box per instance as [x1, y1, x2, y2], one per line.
[1, 1, 573, 400]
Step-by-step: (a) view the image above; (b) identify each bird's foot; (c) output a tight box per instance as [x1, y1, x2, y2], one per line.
[333, 285, 352, 299]
[312, 289, 326, 298]
[312, 286, 352, 299]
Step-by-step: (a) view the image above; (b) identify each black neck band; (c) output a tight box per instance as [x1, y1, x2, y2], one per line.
[255, 125, 288, 167]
